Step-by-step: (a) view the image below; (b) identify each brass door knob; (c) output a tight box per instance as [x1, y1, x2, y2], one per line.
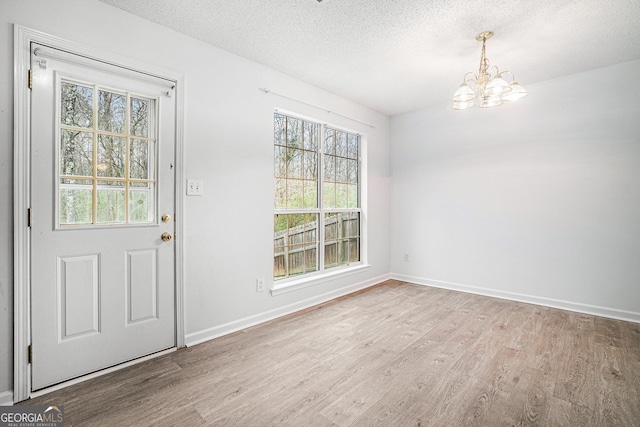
[161, 232, 172, 242]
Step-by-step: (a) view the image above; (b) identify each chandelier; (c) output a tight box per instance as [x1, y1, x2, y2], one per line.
[452, 31, 528, 110]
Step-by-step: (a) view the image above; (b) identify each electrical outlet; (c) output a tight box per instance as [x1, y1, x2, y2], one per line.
[186, 179, 204, 196]
[403, 253, 410, 262]
[256, 278, 265, 292]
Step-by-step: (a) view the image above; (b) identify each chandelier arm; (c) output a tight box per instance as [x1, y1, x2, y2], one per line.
[498, 70, 515, 82]
[463, 71, 476, 83]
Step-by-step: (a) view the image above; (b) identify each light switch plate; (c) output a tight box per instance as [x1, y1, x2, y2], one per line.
[186, 179, 204, 196]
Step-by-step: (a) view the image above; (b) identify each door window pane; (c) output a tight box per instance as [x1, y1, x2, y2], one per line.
[61, 82, 93, 128]
[60, 187, 93, 225]
[130, 139, 151, 180]
[129, 186, 154, 223]
[98, 90, 126, 133]
[60, 130, 93, 177]
[97, 135, 126, 178]
[130, 97, 149, 137]
[96, 182, 126, 224]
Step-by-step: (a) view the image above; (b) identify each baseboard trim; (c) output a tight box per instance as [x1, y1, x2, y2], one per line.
[185, 273, 392, 347]
[0, 390, 14, 406]
[391, 274, 640, 324]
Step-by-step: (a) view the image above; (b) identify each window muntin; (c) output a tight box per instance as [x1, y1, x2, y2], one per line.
[274, 113, 361, 281]
[58, 79, 156, 226]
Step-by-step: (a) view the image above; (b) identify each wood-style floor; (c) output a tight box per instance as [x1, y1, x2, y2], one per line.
[24, 280, 640, 426]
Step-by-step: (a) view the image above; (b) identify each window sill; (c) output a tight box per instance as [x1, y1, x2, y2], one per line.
[270, 264, 371, 296]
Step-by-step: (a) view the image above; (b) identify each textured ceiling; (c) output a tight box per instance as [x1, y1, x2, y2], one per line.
[99, 0, 640, 116]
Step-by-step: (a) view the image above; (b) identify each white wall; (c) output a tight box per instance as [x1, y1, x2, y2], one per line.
[0, 0, 391, 401]
[390, 60, 640, 321]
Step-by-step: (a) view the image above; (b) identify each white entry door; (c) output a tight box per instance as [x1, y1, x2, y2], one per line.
[30, 44, 176, 390]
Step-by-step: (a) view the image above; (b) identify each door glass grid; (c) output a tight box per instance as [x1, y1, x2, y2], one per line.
[58, 79, 157, 226]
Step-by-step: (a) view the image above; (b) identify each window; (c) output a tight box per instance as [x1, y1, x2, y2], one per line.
[57, 79, 156, 226]
[274, 113, 361, 281]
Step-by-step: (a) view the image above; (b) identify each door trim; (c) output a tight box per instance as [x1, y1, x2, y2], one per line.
[13, 25, 186, 403]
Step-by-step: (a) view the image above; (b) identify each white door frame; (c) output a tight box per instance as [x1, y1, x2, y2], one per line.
[13, 25, 186, 403]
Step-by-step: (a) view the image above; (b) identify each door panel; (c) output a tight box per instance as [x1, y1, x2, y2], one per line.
[58, 254, 100, 340]
[125, 249, 159, 324]
[30, 44, 176, 390]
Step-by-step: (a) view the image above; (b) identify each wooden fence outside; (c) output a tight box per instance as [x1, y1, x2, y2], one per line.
[274, 213, 359, 279]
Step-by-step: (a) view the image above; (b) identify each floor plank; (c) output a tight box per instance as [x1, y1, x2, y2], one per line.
[21, 280, 640, 426]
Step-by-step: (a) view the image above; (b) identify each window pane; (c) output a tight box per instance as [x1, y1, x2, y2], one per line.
[287, 148, 303, 178]
[60, 130, 93, 177]
[288, 245, 306, 276]
[60, 186, 92, 225]
[323, 182, 336, 209]
[97, 135, 126, 178]
[274, 178, 287, 209]
[61, 82, 93, 128]
[303, 121, 318, 151]
[348, 184, 358, 208]
[336, 158, 348, 183]
[274, 113, 286, 146]
[287, 117, 302, 148]
[323, 155, 335, 181]
[96, 182, 126, 223]
[130, 139, 151, 180]
[305, 248, 317, 271]
[347, 159, 358, 184]
[98, 90, 126, 133]
[324, 242, 337, 268]
[324, 128, 335, 155]
[273, 214, 319, 280]
[286, 179, 303, 209]
[348, 134, 359, 158]
[336, 183, 348, 208]
[274, 146, 287, 178]
[336, 131, 348, 157]
[348, 238, 360, 263]
[303, 182, 317, 208]
[303, 151, 317, 180]
[130, 97, 149, 137]
[323, 129, 359, 210]
[129, 187, 153, 222]
[324, 212, 360, 269]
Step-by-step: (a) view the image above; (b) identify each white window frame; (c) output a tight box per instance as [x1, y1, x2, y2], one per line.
[272, 112, 368, 295]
